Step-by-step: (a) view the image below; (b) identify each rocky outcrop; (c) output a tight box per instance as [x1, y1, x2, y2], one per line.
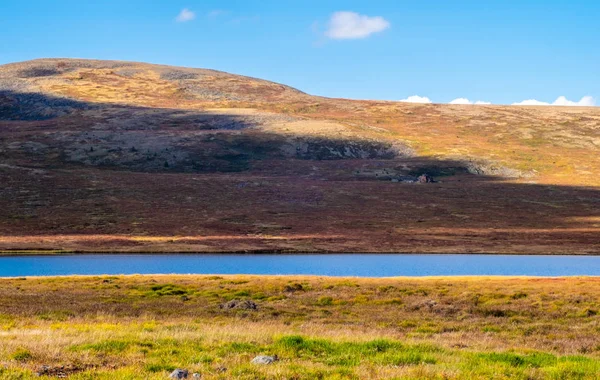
[465, 160, 534, 179]
[283, 138, 411, 160]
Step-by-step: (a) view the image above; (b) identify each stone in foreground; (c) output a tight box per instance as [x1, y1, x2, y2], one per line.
[169, 369, 189, 379]
[251, 355, 279, 365]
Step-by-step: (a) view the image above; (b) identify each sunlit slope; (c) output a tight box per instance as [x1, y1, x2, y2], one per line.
[3, 58, 599, 186]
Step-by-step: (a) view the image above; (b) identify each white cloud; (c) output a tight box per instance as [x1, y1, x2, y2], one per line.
[325, 11, 390, 40]
[513, 96, 595, 107]
[449, 98, 471, 105]
[176, 8, 196, 22]
[449, 98, 491, 105]
[399, 95, 432, 104]
[552, 96, 595, 106]
[512, 99, 550, 106]
[396, 95, 595, 107]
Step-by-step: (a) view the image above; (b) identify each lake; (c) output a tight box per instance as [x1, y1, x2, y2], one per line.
[0, 254, 599, 277]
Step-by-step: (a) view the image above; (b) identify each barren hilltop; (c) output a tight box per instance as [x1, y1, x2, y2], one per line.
[1, 58, 599, 254]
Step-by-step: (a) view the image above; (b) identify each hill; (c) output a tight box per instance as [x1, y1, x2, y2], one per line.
[1, 58, 599, 253]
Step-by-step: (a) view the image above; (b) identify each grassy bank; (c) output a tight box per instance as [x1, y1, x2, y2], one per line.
[0, 275, 599, 379]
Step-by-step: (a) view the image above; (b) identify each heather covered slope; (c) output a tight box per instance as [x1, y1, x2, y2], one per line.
[1, 58, 599, 253]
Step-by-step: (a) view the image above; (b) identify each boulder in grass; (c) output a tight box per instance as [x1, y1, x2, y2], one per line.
[251, 355, 278, 365]
[219, 299, 258, 310]
[169, 369, 189, 379]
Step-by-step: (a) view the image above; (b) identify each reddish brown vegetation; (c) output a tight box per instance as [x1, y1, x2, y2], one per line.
[1, 59, 599, 253]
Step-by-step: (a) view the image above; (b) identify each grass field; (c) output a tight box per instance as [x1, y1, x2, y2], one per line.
[0, 275, 599, 379]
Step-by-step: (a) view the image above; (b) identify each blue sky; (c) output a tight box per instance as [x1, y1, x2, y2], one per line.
[1, 1, 598, 105]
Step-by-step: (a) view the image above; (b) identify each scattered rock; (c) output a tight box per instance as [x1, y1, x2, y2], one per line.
[219, 300, 258, 310]
[214, 365, 227, 373]
[169, 369, 189, 379]
[192, 373, 201, 379]
[465, 160, 532, 179]
[284, 138, 408, 160]
[159, 69, 199, 81]
[251, 355, 278, 365]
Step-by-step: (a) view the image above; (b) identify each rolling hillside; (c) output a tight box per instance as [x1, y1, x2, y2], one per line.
[1, 58, 599, 253]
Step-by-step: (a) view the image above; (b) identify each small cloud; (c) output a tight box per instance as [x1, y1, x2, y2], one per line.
[399, 95, 432, 104]
[513, 96, 595, 106]
[552, 95, 595, 106]
[449, 98, 471, 105]
[449, 98, 491, 105]
[512, 99, 550, 106]
[176, 8, 196, 23]
[325, 11, 390, 40]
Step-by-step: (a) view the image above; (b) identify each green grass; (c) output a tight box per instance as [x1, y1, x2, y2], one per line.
[3, 333, 599, 379]
[10, 348, 33, 363]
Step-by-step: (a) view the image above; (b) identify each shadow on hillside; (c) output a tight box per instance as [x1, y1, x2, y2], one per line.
[0, 90, 94, 120]
[0, 90, 408, 173]
[0, 90, 599, 243]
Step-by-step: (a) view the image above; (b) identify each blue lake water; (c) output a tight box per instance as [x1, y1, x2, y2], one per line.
[0, 254, 599, 277]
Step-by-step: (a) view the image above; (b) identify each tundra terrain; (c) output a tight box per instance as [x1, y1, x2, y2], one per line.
[1, 58, 600, 253]
[0, 275, 599, 379]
